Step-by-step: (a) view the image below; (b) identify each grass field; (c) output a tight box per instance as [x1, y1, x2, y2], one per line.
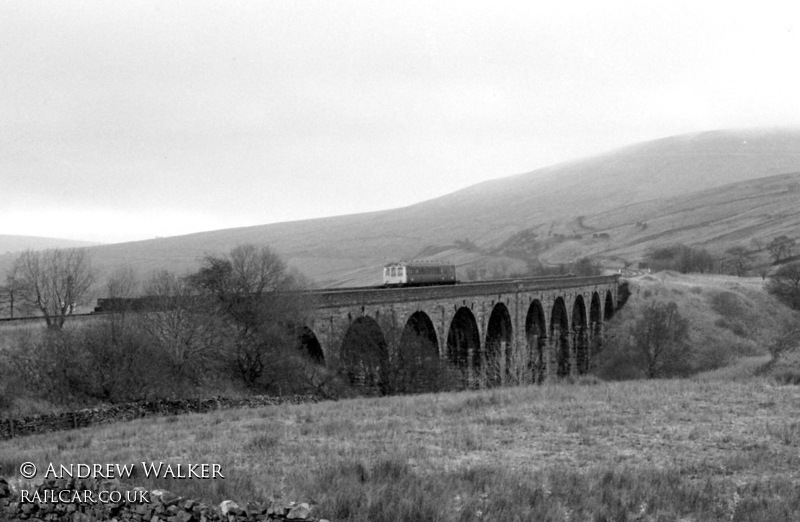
[3, 370, 800, 521]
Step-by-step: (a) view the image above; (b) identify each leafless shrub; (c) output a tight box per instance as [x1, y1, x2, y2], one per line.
[600, 301, 692, 379]
[766, 262, 800, 310]
[7, 248, 96, 328]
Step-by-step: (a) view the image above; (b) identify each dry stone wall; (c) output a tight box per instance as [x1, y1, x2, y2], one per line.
[1, 394, 323, 440]
[0, 477, 327, 522]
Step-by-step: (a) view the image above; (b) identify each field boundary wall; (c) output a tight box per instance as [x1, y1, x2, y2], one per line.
[0, 394, 323, 441]
[0, 477, 324, 521]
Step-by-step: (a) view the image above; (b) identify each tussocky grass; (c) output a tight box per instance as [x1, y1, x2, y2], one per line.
[3, 377, 800, 520]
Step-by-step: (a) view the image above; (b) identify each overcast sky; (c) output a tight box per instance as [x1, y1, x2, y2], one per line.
[2, 1, 800, 244]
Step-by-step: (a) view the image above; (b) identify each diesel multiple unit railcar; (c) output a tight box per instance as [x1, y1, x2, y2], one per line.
[383, 261, 457, 287]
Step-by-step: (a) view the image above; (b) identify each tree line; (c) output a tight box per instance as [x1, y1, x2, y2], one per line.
[642, 237, 797, 276]
[0, 244, 475, 411]
[0, 245, 340, 410]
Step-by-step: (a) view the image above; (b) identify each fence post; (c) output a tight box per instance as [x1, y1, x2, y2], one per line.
[73, 411, 78, 430]
[9, 417, 14, 439]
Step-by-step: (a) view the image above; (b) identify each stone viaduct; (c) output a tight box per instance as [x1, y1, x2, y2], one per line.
[299, 274, 620, 386]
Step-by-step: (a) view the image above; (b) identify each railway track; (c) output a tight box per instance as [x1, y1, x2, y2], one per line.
[309, 273, 581, 295]
[2, 274, 602, 323]
[0, 312, 100, 324]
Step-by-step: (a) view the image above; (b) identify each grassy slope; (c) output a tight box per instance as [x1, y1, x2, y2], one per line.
[3, 380, 800, 520]
[3, 127, 799, 288]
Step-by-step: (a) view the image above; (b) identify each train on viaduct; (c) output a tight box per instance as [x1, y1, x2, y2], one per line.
[299, 274, 620, 387]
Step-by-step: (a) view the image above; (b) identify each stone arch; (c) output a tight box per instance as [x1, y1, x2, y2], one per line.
[525, 299, 547, 382]
[550, 297, 570, 377]
[604, 290, 615, 321]
[572, 295, 588, 374]
[446, 306, 481, 378]
[296, 326, 324, 364]
[340, 316, 389, 393]
[484, 302, 513, 386]
[396, 311, 442, 393]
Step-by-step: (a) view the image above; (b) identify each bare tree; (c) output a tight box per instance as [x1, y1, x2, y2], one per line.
[766, 262, 800, 310]
[626, 301, 691, 378]
[768, 235, 796, 263]
[106, 265, 139, 299]
[187, 244, 313, 389]
[0, 260, 30, 318]
[726, 246, 750, 277]
[140, 270, 225, 384]
[9, 248, 96, 328]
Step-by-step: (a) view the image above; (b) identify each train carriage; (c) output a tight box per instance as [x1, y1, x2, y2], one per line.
[383, 261, 457, 287]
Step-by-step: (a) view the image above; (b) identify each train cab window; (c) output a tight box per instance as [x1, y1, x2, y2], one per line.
[391, 267, 396, 277]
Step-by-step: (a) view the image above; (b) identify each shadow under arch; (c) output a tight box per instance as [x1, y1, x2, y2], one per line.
[446, 307, 481, 385]
[551, 297, 570, 377]
[395, 311, 443, 393]
[485, 302, 513, 386]
[296, 325, 324, 364]
[604, 290, 615, 321]
[340, 316, 388, 393]
[525, 299, 547, 382]
[572, 295, 588, 374]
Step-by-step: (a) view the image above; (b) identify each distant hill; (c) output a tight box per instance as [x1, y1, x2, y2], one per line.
[0, 235, 100, 256]
[4, 127, 800, 288]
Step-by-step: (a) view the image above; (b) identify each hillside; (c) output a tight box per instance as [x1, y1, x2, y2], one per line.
[0, 235, 99, 255]
[547, 170, 800, 268]
[3, 127, 800, 287]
